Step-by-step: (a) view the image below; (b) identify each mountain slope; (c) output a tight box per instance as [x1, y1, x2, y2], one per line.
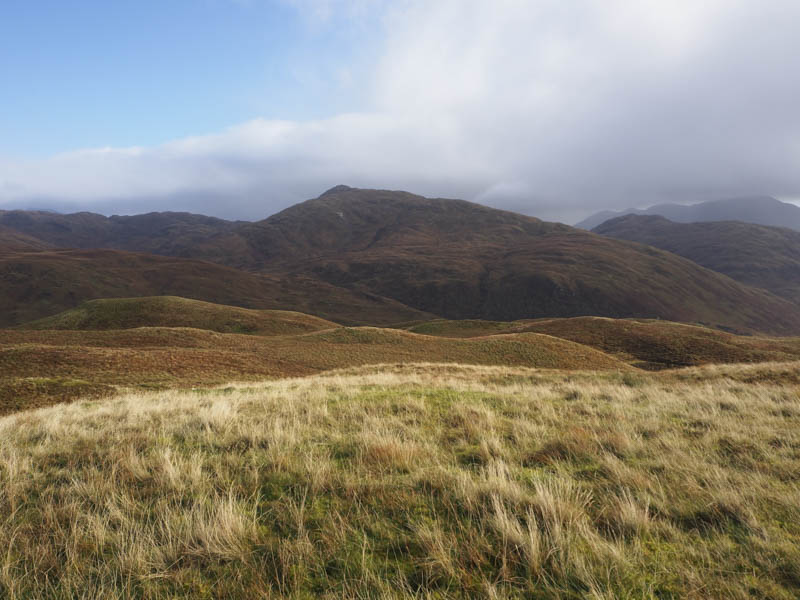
[0, 225, 52, 254]
[238, 187, 800, 335]
[593, 215, 800, 302]
[0, 249, 432, 327]
[575, 195, 800, 230]
[0, 209, 255, 264]
[5, 187, 800, 334]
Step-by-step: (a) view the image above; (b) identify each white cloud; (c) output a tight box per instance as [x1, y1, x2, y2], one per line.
[3, 0, 800, 222]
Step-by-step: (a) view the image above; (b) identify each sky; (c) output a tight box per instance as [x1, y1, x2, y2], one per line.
[2, 0, 800, 224]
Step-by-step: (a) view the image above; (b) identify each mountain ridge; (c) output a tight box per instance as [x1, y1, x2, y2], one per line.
[593, 214, 800, 303]
[3, 186, 800, 334]
[575, 195, 800, 230]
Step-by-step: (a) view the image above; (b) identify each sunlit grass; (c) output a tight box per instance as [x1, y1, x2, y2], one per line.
[0, 362, 798, 598]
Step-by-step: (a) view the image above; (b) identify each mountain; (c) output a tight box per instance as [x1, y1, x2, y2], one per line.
[575, 196, 800, 230]
[0, 209, 259, 265]
[0, 225, 52, 254]
[0, 248, 432, 327]
[4, 186, 800, 334]
[232, 186, 800, 334]
[593, 215, 800, 303]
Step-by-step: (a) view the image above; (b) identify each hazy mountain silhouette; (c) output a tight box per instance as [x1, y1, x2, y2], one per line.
[575, 196, 800, 230]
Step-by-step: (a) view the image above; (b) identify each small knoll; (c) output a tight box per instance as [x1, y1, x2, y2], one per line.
[18, 296, 337, 335]
[406, 319, 523, 338]
[514, 316, 800, 369]
[294, 327, 630, 371]
[404, 315, 800, 369]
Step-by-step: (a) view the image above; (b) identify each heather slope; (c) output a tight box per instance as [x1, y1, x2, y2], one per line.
[594, 214, 800, 302]
[244, 187, 800, 335]
[0, 225, 52, 254]
[0, 249, 431, 327]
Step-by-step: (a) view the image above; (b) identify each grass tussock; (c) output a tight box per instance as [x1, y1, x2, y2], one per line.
[0, 362, 799, 598]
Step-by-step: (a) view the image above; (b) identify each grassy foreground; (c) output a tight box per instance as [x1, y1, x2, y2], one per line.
[1, 363, 799, 598]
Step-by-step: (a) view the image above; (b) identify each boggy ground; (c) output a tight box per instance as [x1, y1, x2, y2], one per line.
[0, 362, 798, 598]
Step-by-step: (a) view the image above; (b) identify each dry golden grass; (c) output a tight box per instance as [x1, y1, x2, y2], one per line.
[0, 362, 799, 598]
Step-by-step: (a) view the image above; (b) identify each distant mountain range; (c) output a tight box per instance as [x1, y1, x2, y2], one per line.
[575, 196, 800, 230]
[593, 214, 800, 303]
[2, 185, 800, 335]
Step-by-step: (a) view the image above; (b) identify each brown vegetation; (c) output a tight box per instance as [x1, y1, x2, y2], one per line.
[4, 187, 800, 334]
[19, 296, 337, 335]
[594, 214, 800, 302]
[0, 323, 629, 415]
[0, 249, 431, 327]
[405, 315, 800, 369]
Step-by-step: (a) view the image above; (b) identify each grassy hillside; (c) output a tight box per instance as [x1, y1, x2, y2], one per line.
[0, 363, 798, 598]
[19, 296, 337, 335]
[594, 214, 800, 302]
[0, 326, 630, 414]
[0, 249, 432, 327]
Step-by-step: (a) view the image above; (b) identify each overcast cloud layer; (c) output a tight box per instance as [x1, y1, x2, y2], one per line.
[3, 0, 800, 223]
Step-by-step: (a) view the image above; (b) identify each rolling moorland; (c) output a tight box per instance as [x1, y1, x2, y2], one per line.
[5, 295, 800, 415]
[2, 190, 800, 597]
